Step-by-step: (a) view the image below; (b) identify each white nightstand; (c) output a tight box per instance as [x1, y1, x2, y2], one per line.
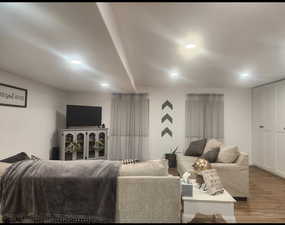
[181, 180, 236, 223]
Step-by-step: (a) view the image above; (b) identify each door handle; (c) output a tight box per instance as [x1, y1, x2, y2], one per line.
[259, 125, 264, 128]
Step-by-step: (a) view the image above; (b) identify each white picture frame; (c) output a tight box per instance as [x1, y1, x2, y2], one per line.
[201, 169, 224, 195]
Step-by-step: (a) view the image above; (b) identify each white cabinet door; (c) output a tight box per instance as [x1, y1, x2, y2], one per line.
[276, 133, 285, 177]
[276, 81, 285, 133]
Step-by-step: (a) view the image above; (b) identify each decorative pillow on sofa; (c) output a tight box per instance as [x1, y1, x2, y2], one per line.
[217, 145, 240, 163]
[0, 152, 30, 164]
[184, 139, 207, 157]
[0, 162, 11, 177]
[31, 154, 41, 161]
[201, 147, 220, 163]
[203, 139, 223, 154]
[119, 159, 168, 176]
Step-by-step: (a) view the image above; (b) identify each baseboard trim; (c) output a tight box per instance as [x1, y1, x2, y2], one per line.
[251, 165, 285, 180]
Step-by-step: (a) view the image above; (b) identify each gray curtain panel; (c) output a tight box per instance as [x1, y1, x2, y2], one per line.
[185, 94, 224, 145]
[109, 93, 149, 160]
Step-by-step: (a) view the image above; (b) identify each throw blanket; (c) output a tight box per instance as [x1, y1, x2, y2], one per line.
[0, 160, 121, 223]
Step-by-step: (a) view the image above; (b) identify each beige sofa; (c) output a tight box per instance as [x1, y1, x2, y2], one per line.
[0, 160, 182, 223]
[177, 151, 249, 198]
[116, 176, 181, 223]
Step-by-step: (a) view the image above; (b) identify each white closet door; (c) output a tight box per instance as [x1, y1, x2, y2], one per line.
[276, 81, 285, 133]
[262, 85, 275, 171]
[276, 133, 285, 177]
[275, 81, 285, 177]
[252, 87, 265, 167]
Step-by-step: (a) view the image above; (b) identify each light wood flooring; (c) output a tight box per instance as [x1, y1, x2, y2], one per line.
[235, 166, 285, 223]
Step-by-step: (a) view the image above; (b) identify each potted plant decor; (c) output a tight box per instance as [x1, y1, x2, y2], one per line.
[165, 146, 179, 168]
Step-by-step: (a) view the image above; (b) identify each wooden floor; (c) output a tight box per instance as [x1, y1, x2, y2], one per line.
[235, 166, 285, 223]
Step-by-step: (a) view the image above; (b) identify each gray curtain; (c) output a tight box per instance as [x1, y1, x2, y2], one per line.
[185, 94, 224, 145]
[109, 93, 149, 160]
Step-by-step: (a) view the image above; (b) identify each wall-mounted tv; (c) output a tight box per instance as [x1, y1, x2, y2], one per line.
[66, 105, 102, 128]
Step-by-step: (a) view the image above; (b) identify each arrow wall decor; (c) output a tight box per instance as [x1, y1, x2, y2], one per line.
[161, 127, 173, 137]
[161, 100, 174, 137]
[162, 100, 173, 110]
[161, 113, 173, 123]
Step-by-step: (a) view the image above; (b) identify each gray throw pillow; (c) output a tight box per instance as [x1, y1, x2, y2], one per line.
[184, 139, 207, 157]
[201, 147, 220, 163]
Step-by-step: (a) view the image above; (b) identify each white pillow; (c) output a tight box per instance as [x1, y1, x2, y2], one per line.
[217, 145, 240, 163]
[0, 162, 11, 177]
[119, 159, 169, 176]
[204, 139, 223, 153]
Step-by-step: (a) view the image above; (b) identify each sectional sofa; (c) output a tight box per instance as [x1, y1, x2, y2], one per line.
[176, 150, 249, 198]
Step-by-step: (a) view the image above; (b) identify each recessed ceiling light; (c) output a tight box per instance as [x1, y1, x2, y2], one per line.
[170, 71, 179, 78]
[101, 82, 110, 87]
[70, 59, 82, 65]
[240, 73, 249, 79]
[185, 43, 196, 49]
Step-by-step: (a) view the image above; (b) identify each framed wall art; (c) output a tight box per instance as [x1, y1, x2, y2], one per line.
[0, 83, 28, 108]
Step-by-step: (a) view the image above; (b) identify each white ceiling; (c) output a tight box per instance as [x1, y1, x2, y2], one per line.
[1, 3, 285, 92]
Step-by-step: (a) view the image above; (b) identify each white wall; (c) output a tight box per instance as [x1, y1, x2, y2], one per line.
[0, 69, 66, 160]
[67, 87, 252, 162]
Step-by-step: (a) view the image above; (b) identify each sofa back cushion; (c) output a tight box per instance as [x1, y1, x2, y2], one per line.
[217, 145, 240, 163]
[119, 159, 169, 176]
[201, 147, 220, 163]
[204, 139, 223, 154]
[184, 139, 207, 157]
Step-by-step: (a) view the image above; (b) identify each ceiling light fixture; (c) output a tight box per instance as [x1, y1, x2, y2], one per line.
[185, 43, 196, 49]
[240, 73, 249, 79]
[170, 71, 179, 78]
[70, 59, 82, 65]
[101, 82, 110, 87]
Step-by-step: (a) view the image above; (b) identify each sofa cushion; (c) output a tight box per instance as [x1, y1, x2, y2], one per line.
[0, 162, 11, 177]
[201, 147, 220, 163]
[184, 139, 207, 157]
[119, 159, 169, 176]
[217, 145, 240, 163]
[204, 139, 223, 154]
[0, 152, 30, 164]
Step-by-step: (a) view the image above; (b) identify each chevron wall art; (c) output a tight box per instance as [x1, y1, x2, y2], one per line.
[161, 100, 173, 137]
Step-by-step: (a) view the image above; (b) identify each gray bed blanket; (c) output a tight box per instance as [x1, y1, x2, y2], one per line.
[0, 159, 121, 223]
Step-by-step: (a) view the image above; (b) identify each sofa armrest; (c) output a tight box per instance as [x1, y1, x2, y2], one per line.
[116, 176, 181, 223]
[235, 152, 249, 166]
[211, 162, 249, 197]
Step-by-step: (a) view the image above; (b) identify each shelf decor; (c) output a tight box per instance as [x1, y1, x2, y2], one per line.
[0, 83, 28, 108]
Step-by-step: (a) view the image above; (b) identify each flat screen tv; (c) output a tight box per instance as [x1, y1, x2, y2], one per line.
[66, 105, 102, 128]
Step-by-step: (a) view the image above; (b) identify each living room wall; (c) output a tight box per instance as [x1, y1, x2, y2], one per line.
[66, 87, 252, 163]
[0, 69, 66, 159]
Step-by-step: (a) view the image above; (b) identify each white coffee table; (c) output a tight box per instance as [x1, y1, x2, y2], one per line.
[182, 180, 236, 223]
